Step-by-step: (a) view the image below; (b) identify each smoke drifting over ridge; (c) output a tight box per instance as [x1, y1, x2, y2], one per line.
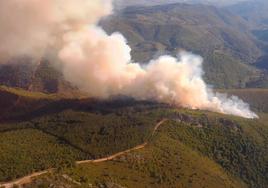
[0, 0, 258, 118]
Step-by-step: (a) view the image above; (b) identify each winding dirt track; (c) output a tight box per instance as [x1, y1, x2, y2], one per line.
[0, 119, 167, 188]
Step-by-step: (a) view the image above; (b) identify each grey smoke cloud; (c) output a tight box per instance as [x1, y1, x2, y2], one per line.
[0, 0, 258, 119]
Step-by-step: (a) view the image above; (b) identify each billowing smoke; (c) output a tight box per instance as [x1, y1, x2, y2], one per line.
[0, 0, 112, 61]
[0, 0, 258, 119]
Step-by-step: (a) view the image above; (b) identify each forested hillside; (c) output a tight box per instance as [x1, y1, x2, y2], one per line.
[1, 1, 268, 188]
[101, 3, 264, 88]
[0, 87, 268, 188]
[0, 3, 267, 91]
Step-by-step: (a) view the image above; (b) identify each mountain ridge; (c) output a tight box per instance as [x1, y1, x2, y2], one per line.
[0, 2, 266, 92]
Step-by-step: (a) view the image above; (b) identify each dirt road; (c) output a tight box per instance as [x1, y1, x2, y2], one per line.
[0, 170, 51, 188]
[0, 119, 167, 188]
[77, 119, 167, 164]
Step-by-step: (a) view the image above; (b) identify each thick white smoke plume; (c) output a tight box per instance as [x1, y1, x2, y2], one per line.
[0, 0, 258, 119]
[0, 0, 112, 61]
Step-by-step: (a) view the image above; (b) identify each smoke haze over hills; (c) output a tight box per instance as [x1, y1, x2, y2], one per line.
[0, 0, 258, 118]
[114, 0, 252, 8]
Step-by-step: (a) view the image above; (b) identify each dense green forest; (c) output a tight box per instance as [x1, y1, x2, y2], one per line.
[23, 112, 268, 188]
[0, 87, 268, 188]
[0, 108, 160, 182]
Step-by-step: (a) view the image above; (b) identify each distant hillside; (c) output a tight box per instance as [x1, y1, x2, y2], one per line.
[0, 58, 76, 94]
[0, 3, 267, 91]
[114, 0, 250, 9]
[102, 3, 263, 88]
[228, 0, 268, 75]
[228, 0, 268, 29]
[223, 88, 268, 112]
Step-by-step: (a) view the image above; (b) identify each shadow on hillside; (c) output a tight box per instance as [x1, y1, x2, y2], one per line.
[1, 96, 168, 123]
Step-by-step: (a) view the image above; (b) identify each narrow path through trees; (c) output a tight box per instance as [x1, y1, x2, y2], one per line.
[0, 119, 167, 188]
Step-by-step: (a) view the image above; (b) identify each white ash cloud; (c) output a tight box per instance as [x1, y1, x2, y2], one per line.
[0, 0, 258, 119]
